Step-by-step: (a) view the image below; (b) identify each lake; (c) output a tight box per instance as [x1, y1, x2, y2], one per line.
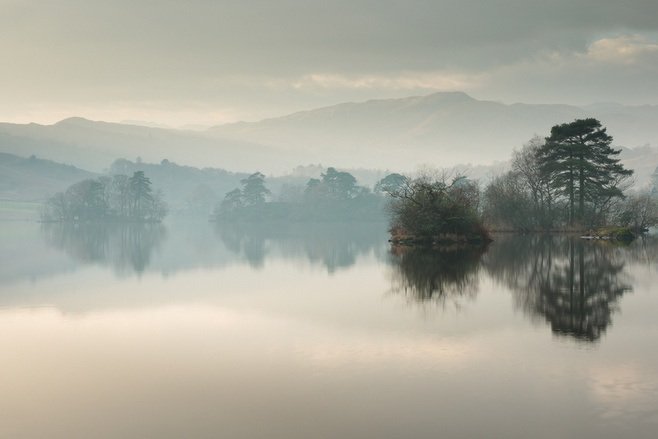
[1, 220, 657, 438]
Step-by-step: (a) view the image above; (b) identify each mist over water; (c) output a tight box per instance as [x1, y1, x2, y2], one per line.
[1, 221, 657, 438]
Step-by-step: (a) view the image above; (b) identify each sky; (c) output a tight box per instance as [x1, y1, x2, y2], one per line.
[2, 0, 658, 127]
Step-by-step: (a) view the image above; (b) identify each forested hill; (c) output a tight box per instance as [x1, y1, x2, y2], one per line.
[0, 152, 96, 201]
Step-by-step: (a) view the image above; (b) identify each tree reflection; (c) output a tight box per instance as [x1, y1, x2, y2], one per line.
[41, 222, 166, 275]
[214, 221, 388, 272]
[484, 235, 632, 342]
[388, 245, 487, 308]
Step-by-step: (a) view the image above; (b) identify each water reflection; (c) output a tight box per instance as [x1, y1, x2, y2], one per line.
[624, 235, 658, 266]
[41, 222, 167, 275]
[215, 221, 389, 272]
[484, 235, 632, 342]
[388, 245, 487, 308]
[23, 220, 655, 343]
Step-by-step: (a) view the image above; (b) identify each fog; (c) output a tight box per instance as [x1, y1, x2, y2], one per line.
[3, 3, 658, 438]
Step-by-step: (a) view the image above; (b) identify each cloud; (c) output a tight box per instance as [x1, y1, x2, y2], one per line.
[466, 34, 658, 104]
[585, 35, 658, 65]
[2, 1, 658, 123]
[292, 72, 484, 91]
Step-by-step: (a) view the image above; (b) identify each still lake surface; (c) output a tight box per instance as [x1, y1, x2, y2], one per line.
[1, 220, 657, 438]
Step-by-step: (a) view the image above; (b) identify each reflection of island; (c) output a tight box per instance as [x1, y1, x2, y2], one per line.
[484, 235, 632, 342]
[215, 221, 389, 272]
[388, 245, 487, 307]
[41, 222, 167, 275]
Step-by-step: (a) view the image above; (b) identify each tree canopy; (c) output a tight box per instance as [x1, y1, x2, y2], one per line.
[43, 171, 167, 222]
[537, 118, 632, 226]
[388, 174, 488, 243]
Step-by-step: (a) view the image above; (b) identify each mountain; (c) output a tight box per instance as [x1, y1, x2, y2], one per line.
[208, 92, 658, 171]
[0, 118, 283, 173]
[2, 92, 658, 179]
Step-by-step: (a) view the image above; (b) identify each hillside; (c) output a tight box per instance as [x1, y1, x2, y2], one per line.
[208, 92, 658, 170]
[0, 118, 283, 173]
[0, 152, 96, 201]
[2, 92, 658, 184]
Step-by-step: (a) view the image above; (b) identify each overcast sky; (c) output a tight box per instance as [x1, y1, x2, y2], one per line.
[2, 0, 658, 127]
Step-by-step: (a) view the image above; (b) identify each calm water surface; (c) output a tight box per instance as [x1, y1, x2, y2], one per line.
[1, 221, 657, 438]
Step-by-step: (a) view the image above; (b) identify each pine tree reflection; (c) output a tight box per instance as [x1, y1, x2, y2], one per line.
[389, 245, 487, 308]
[484, 235, 632, 342]
[41, 222, 166, 275]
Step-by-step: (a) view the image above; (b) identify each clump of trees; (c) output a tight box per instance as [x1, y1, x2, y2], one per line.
[214, 167, 386, 221]
[483, 119, 641, 231]
[387, 173, 489, 244]
[385, 118, 650, 242]
[217, 172, 271, 214]
[42, 171, 167, 222]
[613, 192, 658, 233]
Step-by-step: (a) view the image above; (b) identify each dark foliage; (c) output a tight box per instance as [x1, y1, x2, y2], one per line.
[388, 174, 489, 242]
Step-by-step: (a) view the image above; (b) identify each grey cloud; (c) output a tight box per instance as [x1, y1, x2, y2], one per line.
[2, 0, 658, 123]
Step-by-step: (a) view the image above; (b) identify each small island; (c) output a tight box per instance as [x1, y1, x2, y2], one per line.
[386, 174, 491, 246]
[41, 171, 168, 223]
[386, 118, 658, 246]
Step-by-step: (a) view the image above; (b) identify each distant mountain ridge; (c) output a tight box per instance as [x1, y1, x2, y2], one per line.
[1, 92, 658, 175]
[0, 117, 283, 173]
[207, 92, 658, 170]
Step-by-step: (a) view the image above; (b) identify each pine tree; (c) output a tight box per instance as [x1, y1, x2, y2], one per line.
[537, 118, 632, 226]
[129, 171, 153, 219]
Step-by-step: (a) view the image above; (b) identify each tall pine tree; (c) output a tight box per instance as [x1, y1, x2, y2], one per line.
[537, 118, 632, 226]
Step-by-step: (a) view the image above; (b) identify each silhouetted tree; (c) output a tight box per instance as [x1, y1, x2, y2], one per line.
[537, 118, 633, 226]
[241, 172, 271, 206]
[42, 171, 167, 222]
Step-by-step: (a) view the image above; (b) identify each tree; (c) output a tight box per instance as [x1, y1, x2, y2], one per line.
[483, 137, 562, 230]
[537, 118, 633, 226]
[129, 171, 154, 219]
[108, 174, 131, 218]
[483, 172, 536, 230]
[388, 173, 487, 241]
[43, 171, 167, 222]
[65, 179, 108, 220]
[321, 167, 357, 200]
[240, 172, 270, 206]
[512, 136, 557, 228]
[615, 191, 658, 232]
[219, 188, 244, 213]
[375, 173, 408, 195]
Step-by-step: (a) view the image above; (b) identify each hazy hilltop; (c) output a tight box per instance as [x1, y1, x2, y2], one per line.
[209, 92, 658, 170]
[0, 118, 282, 173]
[0, 152, 95, 201]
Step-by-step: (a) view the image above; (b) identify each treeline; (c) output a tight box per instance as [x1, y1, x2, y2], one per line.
[42, 171, 167, 222]
[214, 167, 392, 221]
[386, 118, 658, 243]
